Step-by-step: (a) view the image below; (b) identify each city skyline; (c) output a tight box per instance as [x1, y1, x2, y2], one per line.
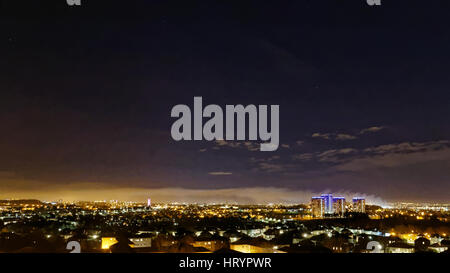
[1, 196, 448, 254]
[1, 190, 448, 207]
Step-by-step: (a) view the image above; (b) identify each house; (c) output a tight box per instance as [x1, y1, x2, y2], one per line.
[386, 242, 415, 253]
[429, 243, 448, 253]
[230, 236, 281, 253]
[129, 234, 152, 248]
[191, 231, 229, 251]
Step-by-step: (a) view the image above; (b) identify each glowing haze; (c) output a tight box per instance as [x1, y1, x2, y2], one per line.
[0, 183, 387, 207]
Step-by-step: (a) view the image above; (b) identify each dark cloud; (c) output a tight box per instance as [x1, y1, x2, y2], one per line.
[360, 126, 385, 134]
[336, 141, 450, 171]
[336, 134, 358, 140]
[208, 172, 233, 176]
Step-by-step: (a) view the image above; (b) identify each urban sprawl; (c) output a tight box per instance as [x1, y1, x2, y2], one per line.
[0, 195, 448, 253]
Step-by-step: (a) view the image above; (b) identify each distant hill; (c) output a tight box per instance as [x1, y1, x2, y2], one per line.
[0, 199, 43, 205]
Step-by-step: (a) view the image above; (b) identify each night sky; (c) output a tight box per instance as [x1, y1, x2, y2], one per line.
[1, 0, 449, 203]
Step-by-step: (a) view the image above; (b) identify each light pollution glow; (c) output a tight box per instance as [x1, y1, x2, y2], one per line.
[0, 183, 387, 206]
